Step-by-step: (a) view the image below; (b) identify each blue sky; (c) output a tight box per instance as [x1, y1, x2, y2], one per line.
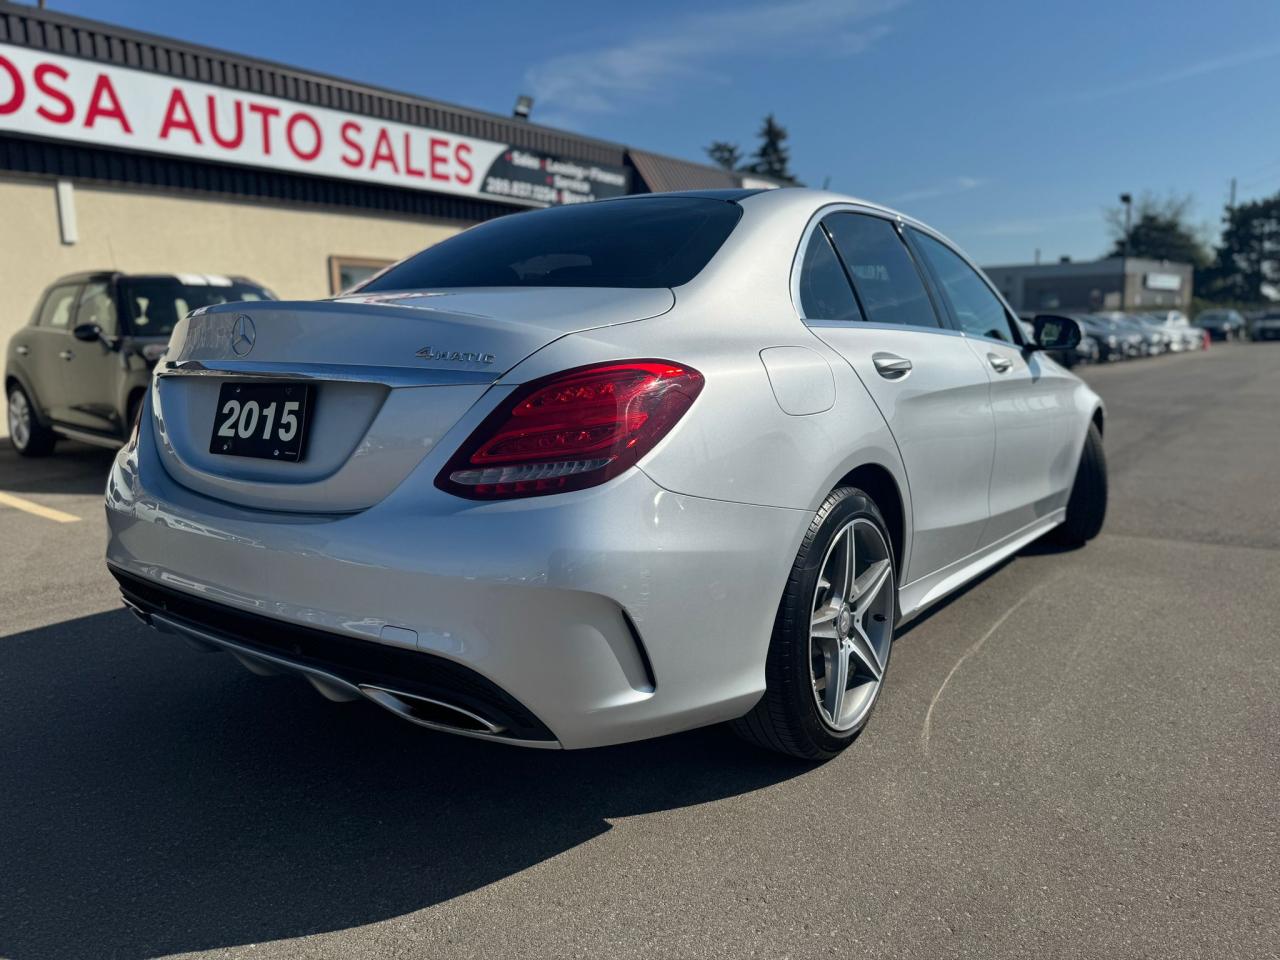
[47, 0, 1280, 264]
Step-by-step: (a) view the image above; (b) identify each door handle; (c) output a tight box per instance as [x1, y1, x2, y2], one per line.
[15, 345, 29, 356]
[987, 353, 1013, 373]
[58, 349, 74, 361]
[872, 353, 913, 380]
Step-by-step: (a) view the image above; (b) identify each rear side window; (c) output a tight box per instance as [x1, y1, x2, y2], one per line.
[75, 281, 119, 336]
[797, 228, 863, 322]
[37, 284, 82, 329]
[824, 214, 939, 328]
[360, 197, 742, 291]
[911, 230, 1018, 343]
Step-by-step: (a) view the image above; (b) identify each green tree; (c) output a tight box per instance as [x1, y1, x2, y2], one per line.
[1197, 192, 1280, 302]
[1106, 193, 1210, 266]
[742, 114, 801, 185]
[705, 141, 743, 171]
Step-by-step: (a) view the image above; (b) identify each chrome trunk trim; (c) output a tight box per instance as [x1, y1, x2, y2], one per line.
[156, 359, 498, 387]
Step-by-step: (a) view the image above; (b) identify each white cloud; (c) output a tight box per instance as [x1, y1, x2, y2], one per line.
[888, 176, 985, 205]
[525, 0, 903, 117]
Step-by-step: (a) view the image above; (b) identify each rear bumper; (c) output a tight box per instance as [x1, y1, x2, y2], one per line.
[113, 568, 561, 746]
[105, 411, 809, 749]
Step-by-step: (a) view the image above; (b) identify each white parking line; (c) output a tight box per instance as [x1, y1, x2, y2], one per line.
[0, 491, 81, 524]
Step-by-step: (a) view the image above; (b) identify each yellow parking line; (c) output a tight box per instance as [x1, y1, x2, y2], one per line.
[0, 490, 81, 524]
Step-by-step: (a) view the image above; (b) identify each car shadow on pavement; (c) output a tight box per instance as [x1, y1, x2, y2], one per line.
[0, 608, 811, 960]
[0, 443, 117, 497]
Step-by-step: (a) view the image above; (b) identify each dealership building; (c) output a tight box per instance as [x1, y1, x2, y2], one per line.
[982, 257, 1194, 315]
[0, 3, 764, 367]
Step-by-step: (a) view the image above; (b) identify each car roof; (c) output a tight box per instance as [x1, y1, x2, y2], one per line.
[46, 272, 264, 286]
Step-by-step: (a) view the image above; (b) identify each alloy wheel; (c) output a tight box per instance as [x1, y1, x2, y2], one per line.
[8, 389, 31, 451]
[809, 518, 894, 731]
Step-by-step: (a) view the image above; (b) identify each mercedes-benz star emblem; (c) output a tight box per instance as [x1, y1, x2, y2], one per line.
[230, 314, 256, 357]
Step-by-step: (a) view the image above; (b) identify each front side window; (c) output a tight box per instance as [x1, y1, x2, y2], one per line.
[119, 278, 272, 337]
[823, 214, 939, 328]
[911, 230, 1018, 343]
[37, 284, 81, 329]
[797, 228, 863, 322]
[359, 197, 743, 291]
[75, 282, 119, 335]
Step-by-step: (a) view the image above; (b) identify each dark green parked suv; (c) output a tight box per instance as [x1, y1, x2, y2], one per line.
[5, 272, 273, 456]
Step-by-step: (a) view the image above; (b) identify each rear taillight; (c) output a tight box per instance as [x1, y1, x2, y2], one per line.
[437, 360, 704, 499]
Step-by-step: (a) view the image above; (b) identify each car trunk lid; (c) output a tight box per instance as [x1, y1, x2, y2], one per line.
[151, 287, 675, 513]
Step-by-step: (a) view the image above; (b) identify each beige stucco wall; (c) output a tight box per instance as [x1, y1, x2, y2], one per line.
[1, 174, 467, 435]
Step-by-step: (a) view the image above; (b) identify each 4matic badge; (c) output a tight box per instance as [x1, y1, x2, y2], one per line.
[415, 346, 496, 364]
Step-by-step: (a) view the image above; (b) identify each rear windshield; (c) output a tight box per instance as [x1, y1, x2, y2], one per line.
[359, 197, 743, 291]
[119, 278, 273, 337]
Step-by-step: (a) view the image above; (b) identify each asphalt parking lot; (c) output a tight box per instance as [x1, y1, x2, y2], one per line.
[1, 344, 1277, 960]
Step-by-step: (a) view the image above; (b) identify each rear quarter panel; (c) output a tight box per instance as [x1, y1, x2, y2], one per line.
[498, 194, 913, 564]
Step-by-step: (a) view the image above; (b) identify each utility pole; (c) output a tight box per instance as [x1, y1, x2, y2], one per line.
[1119, 193, 1132, 312]
[1229, 177, 1237, 212]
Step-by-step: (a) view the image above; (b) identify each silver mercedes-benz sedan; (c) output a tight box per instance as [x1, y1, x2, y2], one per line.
[105, 188, 1107, 760]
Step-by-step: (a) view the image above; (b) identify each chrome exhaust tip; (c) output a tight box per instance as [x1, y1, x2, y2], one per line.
[358, 685, 505, 735]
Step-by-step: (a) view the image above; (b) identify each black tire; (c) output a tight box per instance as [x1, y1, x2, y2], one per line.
[1050, 423, 1107, 545]
[733, 487, 897, 761]
[7, 383, 57, 457]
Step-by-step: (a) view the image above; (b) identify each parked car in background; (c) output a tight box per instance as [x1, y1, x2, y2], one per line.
[1076, 315, 1125, 362]
[1253, 311, 1280, 341]
[1146, 310, 1201, 351]
[6, 272, 274, 456]
[1132, 314, 1173, 354]
[1104, 315, 1151, 357]
[1195, 309, 1246, 341]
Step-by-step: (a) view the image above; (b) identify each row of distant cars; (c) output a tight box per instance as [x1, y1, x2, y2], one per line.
[1225, 307, 1280, 342]
[1016, 308, 1274, 368]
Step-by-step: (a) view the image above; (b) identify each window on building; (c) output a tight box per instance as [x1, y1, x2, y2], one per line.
[797, 228, 863, 322]
[911, 230, 1019, 343]
[329, 256, 395, 296]
[37, 284, 82, 329]
[823, 214, 939, 328]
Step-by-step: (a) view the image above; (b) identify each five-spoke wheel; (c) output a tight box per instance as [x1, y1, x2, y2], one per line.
[809, 518, 894, 732]
[734, 486, 897, 760]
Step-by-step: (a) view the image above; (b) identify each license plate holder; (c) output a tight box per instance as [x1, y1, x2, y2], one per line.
[209, 382, 314, 462]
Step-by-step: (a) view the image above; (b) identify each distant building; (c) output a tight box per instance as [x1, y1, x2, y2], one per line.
[982, 257, 1193, 315]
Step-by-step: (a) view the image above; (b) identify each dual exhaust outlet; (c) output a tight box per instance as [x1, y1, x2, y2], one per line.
[128, 603, 517, 742]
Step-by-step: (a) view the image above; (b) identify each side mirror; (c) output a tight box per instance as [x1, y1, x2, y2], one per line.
[72, 322, 103, 343]
[1031, 315, 1082, 352]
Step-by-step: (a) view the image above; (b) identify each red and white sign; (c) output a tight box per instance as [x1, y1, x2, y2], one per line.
[0, 43, 630, 206]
